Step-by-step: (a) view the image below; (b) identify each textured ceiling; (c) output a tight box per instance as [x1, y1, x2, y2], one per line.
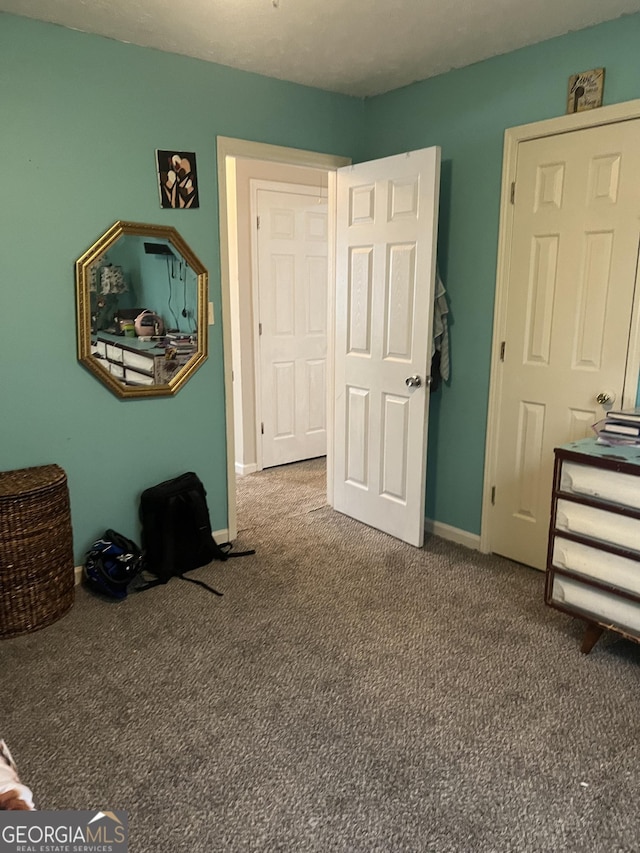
[3, 0, 640, 96]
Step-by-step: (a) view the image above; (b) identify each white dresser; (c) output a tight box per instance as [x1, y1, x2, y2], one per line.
[92, 332, 195, 386]
[546, 437, 640, 653]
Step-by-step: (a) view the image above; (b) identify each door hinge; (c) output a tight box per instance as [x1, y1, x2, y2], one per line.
[261, 422, 264, 435]
[256, 215, 261, 229]
[500, 341, 506, 362]
[491, 486, 496, 505]
[259, 322, 262, 336]
[510, 182, 515, 204]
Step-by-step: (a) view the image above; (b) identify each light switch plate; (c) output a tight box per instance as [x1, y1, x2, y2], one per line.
[208, 301, 214, 325]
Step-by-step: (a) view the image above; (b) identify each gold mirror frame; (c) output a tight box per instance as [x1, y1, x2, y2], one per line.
[75, 221, 208, 399]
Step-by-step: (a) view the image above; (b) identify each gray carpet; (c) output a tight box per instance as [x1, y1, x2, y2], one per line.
[2, 458, 640, 852]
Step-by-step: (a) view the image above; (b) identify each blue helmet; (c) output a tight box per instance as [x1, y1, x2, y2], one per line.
[84, 529, 143, 599]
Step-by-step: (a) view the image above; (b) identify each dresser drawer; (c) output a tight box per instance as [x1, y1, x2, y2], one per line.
[109, 362, 124, 379]
[93, 340, 107, 358]
[560, 461, 640, 511]
[105, 343, 124, 363]
[550, 574, 640, 637]
[555, 498, 640, 553]
[552, 536, 640, 596]
[124, 368, 155, 386]
[122, 349, 155, 375]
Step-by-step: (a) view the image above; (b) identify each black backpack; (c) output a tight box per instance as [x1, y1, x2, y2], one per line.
[138, 472, 255, 595]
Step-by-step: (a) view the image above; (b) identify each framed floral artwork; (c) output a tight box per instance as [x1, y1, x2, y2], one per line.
[156, 150, 199, 209]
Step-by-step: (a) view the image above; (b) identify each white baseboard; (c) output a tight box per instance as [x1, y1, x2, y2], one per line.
[235, 462, 258, 477]
[213, 528, 229, 543]
[425, 518, 480, 551]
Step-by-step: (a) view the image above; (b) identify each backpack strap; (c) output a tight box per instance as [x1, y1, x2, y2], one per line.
[208, 538, 256, 558]
[177, 574, 223, 596]
[225, 546, 256, 558]
[134, 573, 223, 596]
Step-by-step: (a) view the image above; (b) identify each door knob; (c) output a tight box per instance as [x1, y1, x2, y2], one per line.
[596, 391, 616, 406]
[405, 375, 422, 388]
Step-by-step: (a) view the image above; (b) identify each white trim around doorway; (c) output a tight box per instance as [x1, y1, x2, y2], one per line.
[216, 137, 350, 540]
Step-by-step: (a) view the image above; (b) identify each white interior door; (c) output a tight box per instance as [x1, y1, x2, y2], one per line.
[256, 186, 328, 468]
[491, 119, 640, 569]
[333, 148, 441, 547]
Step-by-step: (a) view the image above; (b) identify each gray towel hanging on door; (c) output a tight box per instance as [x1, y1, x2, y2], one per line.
[431, 269, 450, 385]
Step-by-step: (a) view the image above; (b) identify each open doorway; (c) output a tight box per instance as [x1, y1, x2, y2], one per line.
[231, 165, 329, 473]
[217, 137, 350, 541]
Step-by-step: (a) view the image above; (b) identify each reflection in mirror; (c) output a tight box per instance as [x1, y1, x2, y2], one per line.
[76, 222, 208, 398]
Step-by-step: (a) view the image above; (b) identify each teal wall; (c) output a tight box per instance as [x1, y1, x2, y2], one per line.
[3, 11, 640, 563]
[0, 13, 363, 562]
[363, 14, 640, 535]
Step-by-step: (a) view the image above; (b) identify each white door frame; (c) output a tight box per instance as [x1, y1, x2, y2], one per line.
[217, 137, 350, 540]
[249, 179, 328, 472]
[481, 98, 640, 555]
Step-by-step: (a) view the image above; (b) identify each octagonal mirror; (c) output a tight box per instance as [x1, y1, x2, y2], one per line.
[75, 221, 208, 398]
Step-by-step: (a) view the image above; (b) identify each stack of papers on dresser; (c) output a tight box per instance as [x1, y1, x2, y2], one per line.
[593, 408, 640, 445]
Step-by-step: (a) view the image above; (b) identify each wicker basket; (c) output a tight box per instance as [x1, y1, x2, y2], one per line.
[0, 464, 75, 639]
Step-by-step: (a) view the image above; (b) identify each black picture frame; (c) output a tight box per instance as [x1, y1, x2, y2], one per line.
[156, 150, 200, 209]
